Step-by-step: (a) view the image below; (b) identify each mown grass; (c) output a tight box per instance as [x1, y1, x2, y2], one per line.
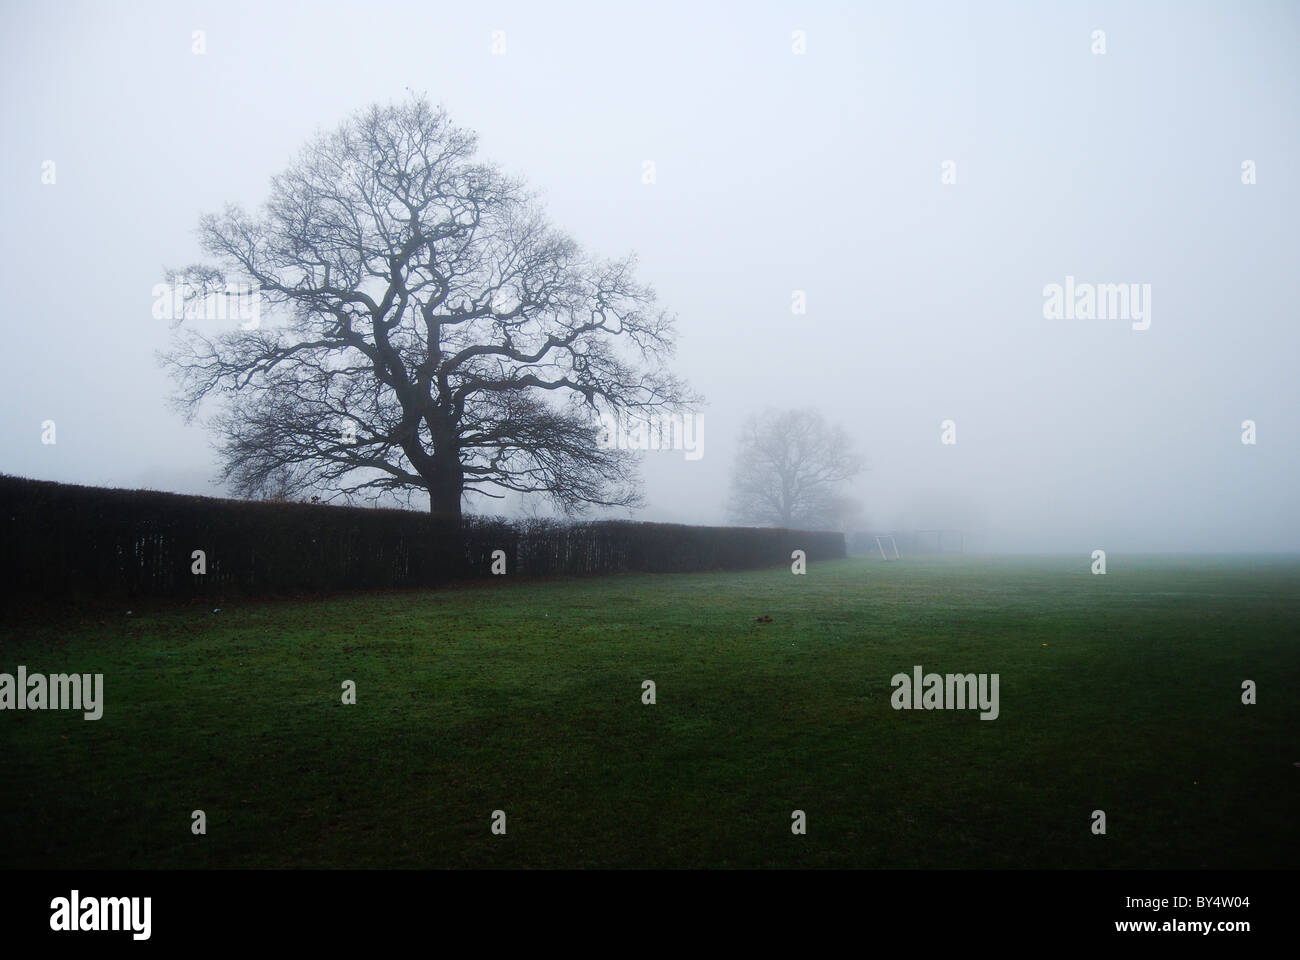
[2, 555, 1297, 869]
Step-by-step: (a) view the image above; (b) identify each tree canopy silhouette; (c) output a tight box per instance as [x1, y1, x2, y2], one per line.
[728, 408, 863, 529]
[162, 96, 697, 518]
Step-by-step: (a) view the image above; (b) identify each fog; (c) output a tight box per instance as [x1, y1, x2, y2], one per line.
[2, 0, 1297, 553]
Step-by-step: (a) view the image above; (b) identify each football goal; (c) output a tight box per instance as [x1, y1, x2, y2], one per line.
[874, 534, 900, 561]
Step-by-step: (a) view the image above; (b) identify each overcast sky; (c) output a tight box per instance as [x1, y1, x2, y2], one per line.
[2, 0, 1297, 552]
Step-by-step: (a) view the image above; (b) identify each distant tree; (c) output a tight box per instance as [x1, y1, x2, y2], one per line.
[161, 95, 697, 519]
[258, 464, 297, 503]
[728, 409, 863, 529]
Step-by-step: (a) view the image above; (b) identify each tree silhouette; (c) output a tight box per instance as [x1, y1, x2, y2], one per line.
[161, 96, 697, 518]
[728, 409, 862, 529]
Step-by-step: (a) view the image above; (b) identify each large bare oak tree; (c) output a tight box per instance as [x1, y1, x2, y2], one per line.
[728, 409, 863, 530]
[161, 96, 697, 518]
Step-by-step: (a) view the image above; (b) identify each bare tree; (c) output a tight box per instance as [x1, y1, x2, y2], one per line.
[728, 409, 863, 529]
[160, 96, 698, 519]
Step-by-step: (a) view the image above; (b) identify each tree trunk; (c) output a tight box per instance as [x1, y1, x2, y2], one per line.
[428, 481, 462, 520]
[426, 444, 464, 520]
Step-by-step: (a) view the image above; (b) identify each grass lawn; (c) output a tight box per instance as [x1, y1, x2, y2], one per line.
[2, 555, 1297, 869]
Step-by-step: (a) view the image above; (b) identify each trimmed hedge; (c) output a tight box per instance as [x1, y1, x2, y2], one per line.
[0, 475, 845, 600]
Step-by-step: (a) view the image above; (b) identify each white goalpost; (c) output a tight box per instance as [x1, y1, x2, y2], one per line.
[874, 534, 900, 561]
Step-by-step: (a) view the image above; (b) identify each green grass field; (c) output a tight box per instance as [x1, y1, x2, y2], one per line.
[2, 555, 1297, 869]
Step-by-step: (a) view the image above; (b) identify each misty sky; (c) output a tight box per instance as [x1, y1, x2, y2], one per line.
[2, 0, 1297, 552]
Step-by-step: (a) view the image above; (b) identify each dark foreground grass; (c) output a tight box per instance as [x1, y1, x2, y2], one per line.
[1, 555, 1297, 869]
